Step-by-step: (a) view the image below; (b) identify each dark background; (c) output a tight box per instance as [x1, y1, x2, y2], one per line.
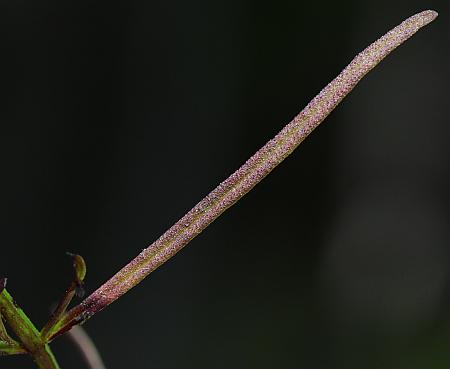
[0, 0, 449, 368]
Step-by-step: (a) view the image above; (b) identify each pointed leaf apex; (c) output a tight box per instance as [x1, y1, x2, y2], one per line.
[0, 278, 7, 293]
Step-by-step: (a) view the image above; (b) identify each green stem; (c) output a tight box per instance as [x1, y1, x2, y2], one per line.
[0, 289, 60, 369]
[30, 345, 61, 369]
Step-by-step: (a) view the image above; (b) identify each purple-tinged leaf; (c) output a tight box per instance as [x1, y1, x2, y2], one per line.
[51, 10, 438, 339]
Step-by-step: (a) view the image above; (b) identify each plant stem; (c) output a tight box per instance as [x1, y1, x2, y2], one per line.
[31, 346, 61, 369]
[0, 289, 60, 369]
[49, 10, 437, 339]
[40, 284, 76, 341]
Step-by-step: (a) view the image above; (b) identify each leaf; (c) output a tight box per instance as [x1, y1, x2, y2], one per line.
[0, 278, 6, 294]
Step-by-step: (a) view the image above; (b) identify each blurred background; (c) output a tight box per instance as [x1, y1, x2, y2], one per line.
[0, 0, 449, 368]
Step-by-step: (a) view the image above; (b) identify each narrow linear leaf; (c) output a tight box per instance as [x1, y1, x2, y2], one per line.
[0, 341, 26, 356]
[52, 10, 438, 339]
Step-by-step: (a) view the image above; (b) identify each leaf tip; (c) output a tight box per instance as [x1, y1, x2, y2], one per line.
[0, 278, 6, 293]
[66, 252, 87, 284]
[420, 10, 438, 24]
